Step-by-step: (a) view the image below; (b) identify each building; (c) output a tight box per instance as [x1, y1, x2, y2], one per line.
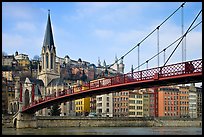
[75, 97, 90, 116]
[22, 77, 44, 115]
[158, 86, 180, 118]
[14, 51, 29, 60]
[73, 80, 90, 116]
[96, 93, 113, 117]
[37, 11, 60, 87]
[143, 90, 150, 117]
[2, 77, 8, 114]
[90, 96, 96, 113]
[128, 90, 144, 117]
[2, 70, 13, 81]
[134, 90, 144, 117]
[196, 86, 202, 118]
[148, 88, 156, 117]
[113, 90, 129, 117]
[2, 55, 16, 67]
[14, 52, 30, 70]
[110, 55, 125, 74]
[178, 85, 189, 118]
[189, 83, 197, 118]
[6, 80, 16, 115]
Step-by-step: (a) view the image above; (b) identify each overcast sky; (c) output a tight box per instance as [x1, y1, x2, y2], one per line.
[2, 2, 202, 84]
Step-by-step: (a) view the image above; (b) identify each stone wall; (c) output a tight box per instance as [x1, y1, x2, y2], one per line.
[36, 116, 202, 128]
[2, 115, 14, 128]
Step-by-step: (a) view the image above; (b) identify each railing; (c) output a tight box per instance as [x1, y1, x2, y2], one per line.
[22, 59, 202, 111]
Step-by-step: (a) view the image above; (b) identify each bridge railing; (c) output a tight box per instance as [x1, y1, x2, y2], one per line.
[23, 59, 202, 111]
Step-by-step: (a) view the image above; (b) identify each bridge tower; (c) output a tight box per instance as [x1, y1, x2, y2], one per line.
[13, 82, 37, 128]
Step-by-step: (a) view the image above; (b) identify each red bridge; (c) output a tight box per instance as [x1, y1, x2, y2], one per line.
[21, 59, 202, 113]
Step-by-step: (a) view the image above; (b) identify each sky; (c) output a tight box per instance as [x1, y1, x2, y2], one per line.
[2, 2, 202, 86]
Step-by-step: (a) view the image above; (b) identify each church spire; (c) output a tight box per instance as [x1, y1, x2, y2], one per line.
[43, 9, 55, 50]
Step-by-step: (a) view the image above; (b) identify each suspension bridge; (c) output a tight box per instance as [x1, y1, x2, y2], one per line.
[13, 2, 202, 128]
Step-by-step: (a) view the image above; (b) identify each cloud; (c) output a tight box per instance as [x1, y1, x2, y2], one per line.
[2, 2, 202, 74]
[2, 32, 43, 59]
[3, 2, 36, 20]
[14, 21, 37, 32]
[93, 29, 114, 39]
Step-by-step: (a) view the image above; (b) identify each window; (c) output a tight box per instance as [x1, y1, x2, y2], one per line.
[129, 112, 135, 115]
[46, 53, 49, 68]
[51, 53, 53, 69]
[129, 106, 135, 109]
[107, 97, 109, 101]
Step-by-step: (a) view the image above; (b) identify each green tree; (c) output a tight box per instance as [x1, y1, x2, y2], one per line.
[50, 104, 61, 116]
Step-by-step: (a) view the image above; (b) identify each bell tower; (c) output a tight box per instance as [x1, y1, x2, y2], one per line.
[38, 10, 60, 87]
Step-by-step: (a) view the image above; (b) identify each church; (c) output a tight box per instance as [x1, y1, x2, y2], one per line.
[33, 10, 125, 116]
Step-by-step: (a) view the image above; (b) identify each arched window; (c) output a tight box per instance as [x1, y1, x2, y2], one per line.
[24, 89, 30, 107]
[46, 53, 49, 69]
[51, 53, 53, 69]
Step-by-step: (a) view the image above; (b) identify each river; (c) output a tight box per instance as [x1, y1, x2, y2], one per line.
[2, 127, 202, 135]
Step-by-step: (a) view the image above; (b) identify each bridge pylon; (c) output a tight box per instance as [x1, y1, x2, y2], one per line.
[13, 102, 37, 129]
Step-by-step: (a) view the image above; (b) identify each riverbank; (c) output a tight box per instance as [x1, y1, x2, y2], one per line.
[2, 116, 202, 128]
[36, 116, 202, 128]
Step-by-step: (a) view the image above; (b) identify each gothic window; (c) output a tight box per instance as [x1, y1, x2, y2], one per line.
[51, 53, 53, 69]
[46, 53, 49, 69]
[42, 55, 44, 69]
[24, 89, 30, 107]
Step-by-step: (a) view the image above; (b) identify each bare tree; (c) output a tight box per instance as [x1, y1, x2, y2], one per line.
[33, 55, 40, 61]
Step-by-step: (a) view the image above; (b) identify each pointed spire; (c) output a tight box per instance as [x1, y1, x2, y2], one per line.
[115, 54, 118, 63]
[103, 60, 106, 67]
[43, 9, 55, 50]
[120, 57, 123, 64]
[98, 57, 101, 67]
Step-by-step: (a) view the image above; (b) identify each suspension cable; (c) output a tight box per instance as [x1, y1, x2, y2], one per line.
[107, 2, 186, 69]
[163, 9, 202, 66]
[163, 48, 166, 64]
[181, 2, 184, 62]
[157, 26, 160, 68]
[130, 20, 202, 72]
[138, 44, 140, 71]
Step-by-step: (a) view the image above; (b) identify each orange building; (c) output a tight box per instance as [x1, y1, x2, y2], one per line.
[158, 86, 180, 117]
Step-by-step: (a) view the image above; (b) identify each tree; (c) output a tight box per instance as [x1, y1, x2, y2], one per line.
[33, 55, 40, 61]
[2, 51, 7, 56]
[50, 104, 61, 116]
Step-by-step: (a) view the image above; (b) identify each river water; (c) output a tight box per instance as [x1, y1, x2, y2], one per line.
[2, 127, 202, 135]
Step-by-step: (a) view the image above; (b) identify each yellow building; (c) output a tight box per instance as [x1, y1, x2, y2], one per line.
[2, 71, 13, 81]
[128, 90, 144, 117]
[74, 80, 90, 116]
[135, 90, 144, 117]
[128, 91, 137, 117]
[75, 97, 90, 116]
[17, 59, 30, 70]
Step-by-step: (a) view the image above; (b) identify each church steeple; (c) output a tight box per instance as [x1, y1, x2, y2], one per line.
[43, 9, 55, 50]
[38, 10, 60, 87]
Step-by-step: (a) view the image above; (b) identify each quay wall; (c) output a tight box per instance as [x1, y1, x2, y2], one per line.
[36, 116, 202, 128]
